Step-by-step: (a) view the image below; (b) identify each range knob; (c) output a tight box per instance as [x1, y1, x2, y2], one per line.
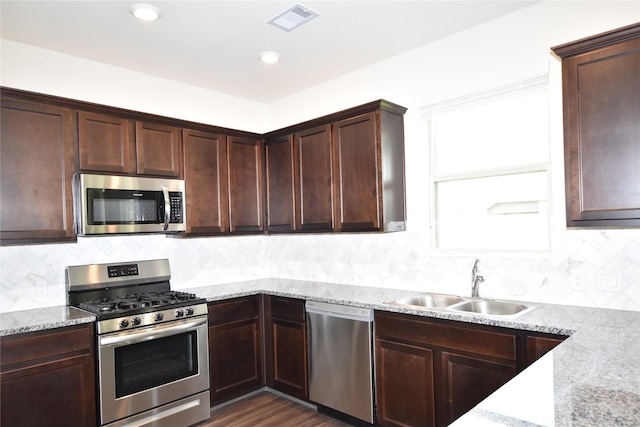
[185, 307, 195, 316]
[118, 319, 129, 329]
[131, 317, 141, 326]
[174, 309, 185, 318]
[154, 313, 164, 322]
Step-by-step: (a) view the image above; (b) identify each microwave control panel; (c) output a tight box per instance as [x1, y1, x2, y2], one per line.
[169, 193, 183, 223]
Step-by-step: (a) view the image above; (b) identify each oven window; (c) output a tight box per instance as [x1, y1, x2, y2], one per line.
[114, 331, 198, 398]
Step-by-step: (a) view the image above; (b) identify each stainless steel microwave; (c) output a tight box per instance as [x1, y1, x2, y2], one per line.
[74, 174, 186, 235]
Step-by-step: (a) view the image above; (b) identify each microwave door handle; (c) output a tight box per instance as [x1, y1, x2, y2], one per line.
[161, 185, 170, 230]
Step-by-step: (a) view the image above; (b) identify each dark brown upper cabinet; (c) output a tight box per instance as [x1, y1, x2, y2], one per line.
[2, 88, 406, 241]
[264, 100, 407, 234]
[552, 23, 640, 227]
[182, 128, 229, 235]
[78, 111, 134, 174]
[295, 124, 334, 232]
[79, 111, 181, 177]
[135, 121, 181, 177]
[228, 135, 264, 234]
[265, 134, 296, 232]
[1, 95, 77, 245]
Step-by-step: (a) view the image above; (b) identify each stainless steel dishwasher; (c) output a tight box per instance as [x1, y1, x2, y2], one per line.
[306, 300, 375, 425]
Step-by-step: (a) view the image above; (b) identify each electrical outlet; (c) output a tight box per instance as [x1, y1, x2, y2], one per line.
[35, 279, 47, 296]
[380, 265, 389, 277]
[204, 263, 214, 276]
[570, 270, 586, 291]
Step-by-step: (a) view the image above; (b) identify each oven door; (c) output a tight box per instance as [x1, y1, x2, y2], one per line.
[98, 316, 209, 426]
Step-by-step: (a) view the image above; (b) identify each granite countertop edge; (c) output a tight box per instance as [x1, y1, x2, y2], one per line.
[0, 306, 95, 337]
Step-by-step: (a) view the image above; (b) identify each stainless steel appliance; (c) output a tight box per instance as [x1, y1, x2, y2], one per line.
[306, 301, 375, 425]
[74, 173, 186, 235]
[67, 259, 210, 427]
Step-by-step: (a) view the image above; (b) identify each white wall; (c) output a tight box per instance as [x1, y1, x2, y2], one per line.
[0, 40, 268, 133]
[1, 1, 639, 313]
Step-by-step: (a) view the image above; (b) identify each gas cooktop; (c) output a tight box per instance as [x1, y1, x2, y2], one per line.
[77, 290, 203, 317]
[66, 259, 208, 332]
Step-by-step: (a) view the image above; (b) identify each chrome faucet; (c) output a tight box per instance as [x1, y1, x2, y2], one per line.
[471, 259, 484, 298]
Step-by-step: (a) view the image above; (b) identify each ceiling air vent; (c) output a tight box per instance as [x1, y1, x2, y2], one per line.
[267, 3, 319, 32]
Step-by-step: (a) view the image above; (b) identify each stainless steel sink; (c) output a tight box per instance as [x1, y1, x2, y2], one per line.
[387, 294, 464, 309]
[449, 300, 532, 316]
[386, 293, 538, 318]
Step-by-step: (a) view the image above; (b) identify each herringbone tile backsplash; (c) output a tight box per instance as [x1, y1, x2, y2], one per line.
[1, 227, 639, 313]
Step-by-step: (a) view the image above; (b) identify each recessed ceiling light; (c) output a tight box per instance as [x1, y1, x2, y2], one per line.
[129, 3, 162, 21]
[259, 51, 282, 64]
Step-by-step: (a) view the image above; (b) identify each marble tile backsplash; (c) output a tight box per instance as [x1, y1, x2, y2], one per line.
[1, 227, 639, 313]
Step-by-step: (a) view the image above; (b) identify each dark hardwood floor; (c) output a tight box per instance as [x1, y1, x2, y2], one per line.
[199, 390, 354, 427]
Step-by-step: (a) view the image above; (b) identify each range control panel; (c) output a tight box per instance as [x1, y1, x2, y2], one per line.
[107, 264, 139, 278]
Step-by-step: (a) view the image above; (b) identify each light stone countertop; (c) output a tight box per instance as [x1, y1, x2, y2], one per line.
[0, 305, 95, 336]
[187, 278, 640, 427]
[1, 278, 638, 426]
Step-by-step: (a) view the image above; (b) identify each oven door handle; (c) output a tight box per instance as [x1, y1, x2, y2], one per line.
[100, 317, 207, 347]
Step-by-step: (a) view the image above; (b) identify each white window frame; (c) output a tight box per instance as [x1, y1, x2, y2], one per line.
[421, 72, 552, 258]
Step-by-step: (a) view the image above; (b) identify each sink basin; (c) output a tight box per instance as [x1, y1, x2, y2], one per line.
[449, 300, 532, 316]
[387, 294, 464, 309]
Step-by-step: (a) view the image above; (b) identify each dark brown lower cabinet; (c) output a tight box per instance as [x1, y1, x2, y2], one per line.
[525, 332, 567, 365]
[440, 351, 516, 424]
[376, 338, 436, 427]
[375, 310, 522, 427]
[264, 295, 308, 400]
[208, 296, 263, 405]
[0, 323, 97, 427]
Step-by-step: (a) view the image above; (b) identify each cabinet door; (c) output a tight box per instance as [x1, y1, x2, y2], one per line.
[265, 135, 296, 232]
[208, 318, 262, 404]
[440, 351, 516, 426]
[78, 111, 135, 173]
[227, 136, 264, 233]
[208, 297, 262, 405]
[264, 296, 308, 400]
[0, 98, 77, 244]
[182, 129, 229, 234]
[333, 112, 381, 231]
[295, 124, 333, 231]
[526, 334, 566, 365]
[559, 30, 640, 226]
[376, 338, 436, 427]
[135, 121, 181, 177]
[0, 324, 96, 427]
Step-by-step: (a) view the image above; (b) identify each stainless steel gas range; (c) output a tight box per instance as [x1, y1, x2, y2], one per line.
[66, 259, 210, 427]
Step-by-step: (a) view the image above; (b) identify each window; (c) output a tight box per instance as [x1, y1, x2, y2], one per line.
[423, 74, 551, 254]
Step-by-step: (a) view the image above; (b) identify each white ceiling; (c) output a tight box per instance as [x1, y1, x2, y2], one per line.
[0, 1, 540, 103]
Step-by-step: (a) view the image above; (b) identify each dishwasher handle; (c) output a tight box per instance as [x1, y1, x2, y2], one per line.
[305, 301, 373, 322]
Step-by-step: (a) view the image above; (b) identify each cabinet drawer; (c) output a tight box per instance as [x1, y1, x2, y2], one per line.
[208, 295, 260, 325]
[270, 296, 305, 322]
[375, 311, 517, 361]
[0, 324, 94, 368]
